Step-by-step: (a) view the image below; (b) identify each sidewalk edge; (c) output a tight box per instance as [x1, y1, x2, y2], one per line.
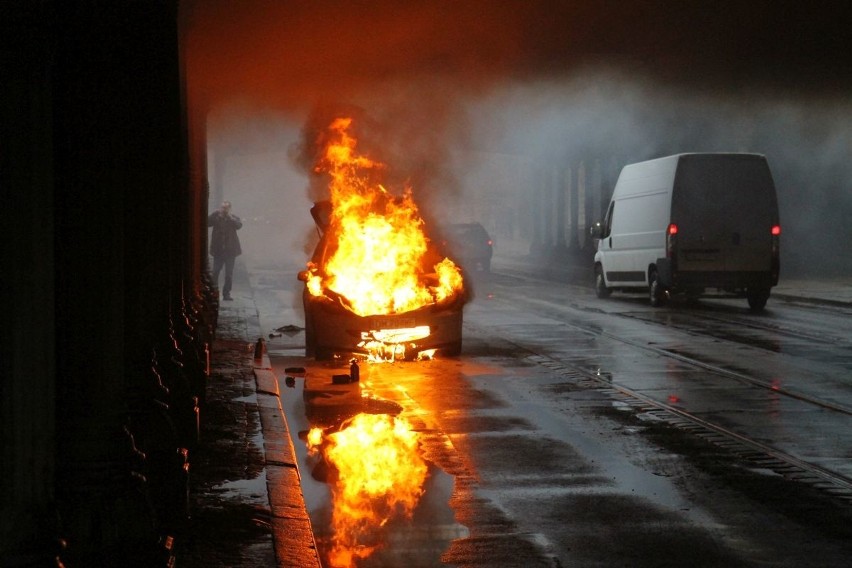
[253, 358, 322, 568]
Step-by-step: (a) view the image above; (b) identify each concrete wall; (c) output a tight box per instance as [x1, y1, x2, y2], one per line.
[1, 3, 212, 565]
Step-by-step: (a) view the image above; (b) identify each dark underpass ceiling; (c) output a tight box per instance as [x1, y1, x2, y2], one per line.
[183, 0, 852, 110]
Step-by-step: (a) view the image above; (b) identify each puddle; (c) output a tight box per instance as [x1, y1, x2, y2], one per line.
[281, 374, 468, 567]
[213, 469, 269, 505]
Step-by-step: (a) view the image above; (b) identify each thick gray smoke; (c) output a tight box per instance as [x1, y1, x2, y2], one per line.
[186, 2, 852, 277]
[462, 72, 852, 276]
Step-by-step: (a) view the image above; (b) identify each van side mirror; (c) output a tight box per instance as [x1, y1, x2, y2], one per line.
[589, 222, 603, 239]
[297, 270, 310, 282]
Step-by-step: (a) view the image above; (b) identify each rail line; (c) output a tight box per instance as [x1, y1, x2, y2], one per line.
[473, 271, 852, 503]
[523, 350, 852, 504]
[582, 317, 852, 416]
[492, 263, 852, 346]
[488, 270, 852, 417]
[468, 315, 852, 504]
[620, 308, 852, 354]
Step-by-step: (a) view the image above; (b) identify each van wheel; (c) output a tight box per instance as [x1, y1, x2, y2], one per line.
[649, 270, 667, 307]
[595, 266, 611, 298]
[747, 287, 770, 311]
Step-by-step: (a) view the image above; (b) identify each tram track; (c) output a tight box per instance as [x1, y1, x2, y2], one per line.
[464, 322, 852, 505]
[522, 350, 852, 505]
[487, 269, 852, 417]
[627, 306, 850, 346]
[579, 319, 852, 417]
[470, 271, 852, 504]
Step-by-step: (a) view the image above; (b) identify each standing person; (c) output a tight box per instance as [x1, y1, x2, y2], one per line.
[207, 200, 242, 301]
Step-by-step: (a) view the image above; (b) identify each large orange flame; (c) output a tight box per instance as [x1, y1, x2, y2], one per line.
[305, 117, 463, 317]
[308, 413, 428, 567]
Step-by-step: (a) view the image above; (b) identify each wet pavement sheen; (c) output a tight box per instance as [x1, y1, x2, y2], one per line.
[181, 255, 852, 567]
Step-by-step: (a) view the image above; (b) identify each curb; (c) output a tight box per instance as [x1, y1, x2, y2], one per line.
[217, 287, 322, 566]
[252, 353, 321, 568]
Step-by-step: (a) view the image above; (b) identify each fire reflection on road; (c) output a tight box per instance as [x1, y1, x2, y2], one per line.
[307, 413, 428, 566]
[279, 356, 471, 567]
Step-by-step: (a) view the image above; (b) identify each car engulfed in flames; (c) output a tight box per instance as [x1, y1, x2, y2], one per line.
[299, 117, 467, 361]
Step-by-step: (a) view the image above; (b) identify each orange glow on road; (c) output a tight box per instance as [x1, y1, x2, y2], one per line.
[307, 413, 428, 567]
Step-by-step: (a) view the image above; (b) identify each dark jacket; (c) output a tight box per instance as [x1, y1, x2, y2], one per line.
[208, 211, 242, 258]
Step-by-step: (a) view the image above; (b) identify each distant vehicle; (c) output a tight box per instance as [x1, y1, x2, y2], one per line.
[590, 153, 781, 310]
[439, 223, 494, 272]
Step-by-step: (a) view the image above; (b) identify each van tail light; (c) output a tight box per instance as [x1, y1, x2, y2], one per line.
[487, 239, 493, 246]
[771, 224, 781, 284]
[666, 223, 678, 259]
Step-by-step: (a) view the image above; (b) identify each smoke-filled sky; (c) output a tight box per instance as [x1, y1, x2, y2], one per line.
[184, 1, 852, 275]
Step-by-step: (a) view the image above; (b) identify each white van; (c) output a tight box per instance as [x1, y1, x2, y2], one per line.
[591, 153, 781, 310]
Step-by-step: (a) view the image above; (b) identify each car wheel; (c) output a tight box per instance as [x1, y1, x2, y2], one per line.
[649, 269, 667, 307]
[747, 287, 770, 311]
[594, 266, 611, 298]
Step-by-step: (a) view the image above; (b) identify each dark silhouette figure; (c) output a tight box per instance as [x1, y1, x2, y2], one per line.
[207, 201, 242, 300]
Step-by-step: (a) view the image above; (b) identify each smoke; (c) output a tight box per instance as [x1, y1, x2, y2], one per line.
[185, 1, 852, 276]
[462, 72, 852, 275]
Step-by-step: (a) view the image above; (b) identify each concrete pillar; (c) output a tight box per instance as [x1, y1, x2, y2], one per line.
[568, 161, 581, 249]
[3, 3, 208, 564]
[529, 166, 544, 255]
[583, 160, 598, 251]
[212, 150, 227, 211]
[554, 166, 568, 251]
[50, 3, 184, 565]
[0, 4, 60, 562]
[543, 166, 554, 250]
[577, 160, 587, 249]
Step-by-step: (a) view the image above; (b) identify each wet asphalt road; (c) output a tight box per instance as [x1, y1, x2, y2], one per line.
[250, 257, 852, 567]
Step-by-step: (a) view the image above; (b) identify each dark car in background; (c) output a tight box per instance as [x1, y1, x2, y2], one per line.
[439, 223, 493, 272]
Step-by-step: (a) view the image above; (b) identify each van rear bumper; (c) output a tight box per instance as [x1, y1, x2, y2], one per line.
[662, 266, 775, 292]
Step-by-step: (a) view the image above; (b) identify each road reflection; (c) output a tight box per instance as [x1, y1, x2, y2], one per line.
[278, 357, 468, 567]
[307, 413, 427, 566]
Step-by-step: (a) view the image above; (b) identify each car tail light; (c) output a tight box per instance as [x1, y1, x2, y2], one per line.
[771, 224, 781, 236]
[487, 239, 493, 246]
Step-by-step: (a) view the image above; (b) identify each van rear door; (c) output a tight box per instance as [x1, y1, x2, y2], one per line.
[672, 154, 777, 274]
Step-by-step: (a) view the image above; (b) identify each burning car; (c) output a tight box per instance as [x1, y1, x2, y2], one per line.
[298, 118, 467, 361]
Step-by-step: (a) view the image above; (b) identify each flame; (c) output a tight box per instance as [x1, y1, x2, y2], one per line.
[358, 326, 430, 362]
[308, 413, 428, 567]
[305, 117, 464, 317]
